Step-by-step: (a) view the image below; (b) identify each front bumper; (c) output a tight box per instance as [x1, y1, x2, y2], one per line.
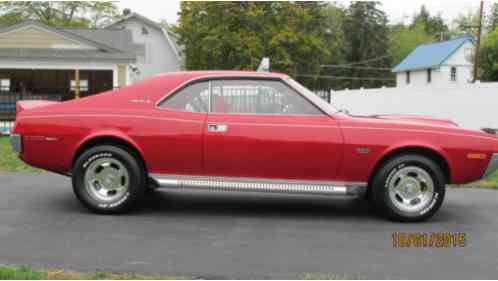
[483, 153, 498, 179]
[9, 134, 22, 154]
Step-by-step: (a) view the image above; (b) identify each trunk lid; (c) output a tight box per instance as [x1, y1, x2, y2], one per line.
[16, 100, 60, 116]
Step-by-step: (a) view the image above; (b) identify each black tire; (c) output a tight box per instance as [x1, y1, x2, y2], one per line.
[370, 154, 446, 222]
[72, 145, 146, 214]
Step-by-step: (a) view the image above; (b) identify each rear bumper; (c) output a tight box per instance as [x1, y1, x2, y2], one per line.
[482, 153, 498, 179]
[9, 134, 22, 154]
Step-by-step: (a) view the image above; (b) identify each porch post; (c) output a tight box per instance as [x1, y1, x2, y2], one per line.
[74, 69, 80, 99]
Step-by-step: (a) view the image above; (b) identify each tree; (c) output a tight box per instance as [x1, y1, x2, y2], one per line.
[453, 9, 480, 36]
[480, 28, 498, 81]
[174, 2, 332, 89]
[487, 3, 498, 31]
[411, 5, 449, 39]
[342, 1, 392, 89]
[388, 21, 435, 66]
[0, 1, 119, 28]
[314, 3, 348, 90]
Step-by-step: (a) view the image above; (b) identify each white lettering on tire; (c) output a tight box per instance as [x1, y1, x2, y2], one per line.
[82, 152, 112, 169]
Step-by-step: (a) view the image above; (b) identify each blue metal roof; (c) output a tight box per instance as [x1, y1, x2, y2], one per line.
[392, 36, 474, 73]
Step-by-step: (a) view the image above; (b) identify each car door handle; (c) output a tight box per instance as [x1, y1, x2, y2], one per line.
[208, 124, 228, 132]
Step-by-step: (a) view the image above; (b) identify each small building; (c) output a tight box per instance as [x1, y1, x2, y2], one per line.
[0, 12, 184, 130]
[0, 20, 139, 109]
[392, 36, 475, 87]
[107, 10, 183, 83]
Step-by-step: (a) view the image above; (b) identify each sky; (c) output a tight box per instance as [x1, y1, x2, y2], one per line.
[116, 0, 490, 27]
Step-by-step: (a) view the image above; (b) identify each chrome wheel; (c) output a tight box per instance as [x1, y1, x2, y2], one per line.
[388, 166, 435, 213]
[84, 158, 129, 203]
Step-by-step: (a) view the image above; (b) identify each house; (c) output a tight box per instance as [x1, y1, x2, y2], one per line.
[106, 10, 183, 83]
[392, 36, 475, 87]
[0, 12, 184, 130]
[0, 20, 139, 100]
[0, 19, 141, 126]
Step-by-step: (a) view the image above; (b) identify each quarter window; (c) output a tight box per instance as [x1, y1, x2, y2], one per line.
[406, 71, 411, 84]
[160, 81, 209, 113]
[210, 79, 322, 115]
[427, 69, 432, 83]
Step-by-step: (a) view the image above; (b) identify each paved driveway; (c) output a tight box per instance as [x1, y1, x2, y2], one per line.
[0, 173, 497, 279]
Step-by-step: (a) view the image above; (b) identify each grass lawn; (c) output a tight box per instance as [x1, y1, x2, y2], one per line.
[302, 273, 365, 280]
[0, 137, 41, 172]
[0, 265, 188, 280]
[454, 170, 498, 189]
[1, 136, 497, 188]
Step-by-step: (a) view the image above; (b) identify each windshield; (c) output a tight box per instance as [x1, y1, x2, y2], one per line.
[284, 77, 340, 115]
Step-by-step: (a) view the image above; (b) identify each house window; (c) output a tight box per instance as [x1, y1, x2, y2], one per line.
[0, 79, 10, 92]
[427, 69, 432, 83]
[450, 67, 457, 82]
[141, 27, 149, 35]
[406, 71, 411, 84]
[70, 80, 89, 92]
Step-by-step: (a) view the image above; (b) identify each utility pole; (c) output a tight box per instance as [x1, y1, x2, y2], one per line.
[474, 0, 484, 83]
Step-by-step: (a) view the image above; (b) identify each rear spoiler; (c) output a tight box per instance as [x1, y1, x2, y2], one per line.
[16, 100, 60, 116]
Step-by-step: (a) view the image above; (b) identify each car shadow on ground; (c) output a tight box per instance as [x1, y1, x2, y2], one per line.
[133, 189, 381, 221]
[51, 187, 455, 223]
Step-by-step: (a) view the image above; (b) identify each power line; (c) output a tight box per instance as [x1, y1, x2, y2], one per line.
[320, 65, 392, 71]
[328, 54, 393, 67]
[295, 74, 395, 81]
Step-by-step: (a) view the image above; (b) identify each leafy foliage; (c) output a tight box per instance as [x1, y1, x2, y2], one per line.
[480, 27, 498, 81]
[342, 1, 392, 89]
[175, 1, 395, 90]
[453, 9, 480, 36]
[0, 1, 119, 28]
[388, 21, 435, 66]
[175, 2, 332, 89]
[487, 3, 498, 31]
[410, 5, 449, 39]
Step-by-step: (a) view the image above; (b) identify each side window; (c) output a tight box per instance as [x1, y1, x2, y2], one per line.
[211, 80, 322, 115]
[160, 81, 209, 113]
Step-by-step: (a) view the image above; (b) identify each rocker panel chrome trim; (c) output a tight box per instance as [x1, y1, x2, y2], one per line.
[150, 174, 366, 196]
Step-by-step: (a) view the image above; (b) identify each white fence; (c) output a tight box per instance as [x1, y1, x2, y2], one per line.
[330, 83, 498, 130]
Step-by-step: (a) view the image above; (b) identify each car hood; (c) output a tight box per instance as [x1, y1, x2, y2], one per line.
[352, 114, 459, 128]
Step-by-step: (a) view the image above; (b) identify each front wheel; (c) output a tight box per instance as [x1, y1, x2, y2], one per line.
[370, 155, 446, 222]
[72, 145, 146, 214]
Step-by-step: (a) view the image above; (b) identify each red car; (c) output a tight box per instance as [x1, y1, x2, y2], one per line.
[10, 71, 498, 221]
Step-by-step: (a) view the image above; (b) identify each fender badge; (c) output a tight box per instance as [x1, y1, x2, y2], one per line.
[356, 147, 370, 154]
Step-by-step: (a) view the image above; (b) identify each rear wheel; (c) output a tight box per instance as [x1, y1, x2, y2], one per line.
[72, 145, 146, 214]
[371, 155, 446, 222]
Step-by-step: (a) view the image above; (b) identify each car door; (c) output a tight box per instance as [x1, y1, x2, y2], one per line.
[204, 78, 344, 181]
[150, 81, 209, 175]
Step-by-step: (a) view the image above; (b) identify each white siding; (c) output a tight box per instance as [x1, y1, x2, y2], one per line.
[112, 18, 181, 83]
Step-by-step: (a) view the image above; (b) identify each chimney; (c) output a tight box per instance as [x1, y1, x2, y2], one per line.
[123, 8, 131, 16]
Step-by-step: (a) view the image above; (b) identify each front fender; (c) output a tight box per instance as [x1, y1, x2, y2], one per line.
[373, 141, 454, 181]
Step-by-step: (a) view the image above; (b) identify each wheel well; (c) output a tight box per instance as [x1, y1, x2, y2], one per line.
[368, 147, 451, 185]
[72, 136, 147, 174]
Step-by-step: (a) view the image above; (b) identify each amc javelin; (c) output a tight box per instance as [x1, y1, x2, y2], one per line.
[9, 71, 498, 221]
